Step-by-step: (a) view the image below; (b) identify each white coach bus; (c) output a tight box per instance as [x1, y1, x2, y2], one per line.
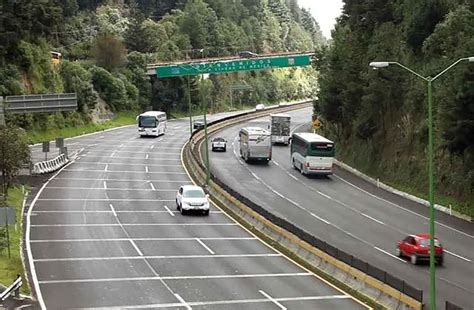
[239, 127, 272, 163]
[137, 111, 167, 137]
[290, 132, 335, 175]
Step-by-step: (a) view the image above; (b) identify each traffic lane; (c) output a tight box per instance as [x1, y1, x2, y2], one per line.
[270, 136, 474, 261]
[210, 115, 473, 308]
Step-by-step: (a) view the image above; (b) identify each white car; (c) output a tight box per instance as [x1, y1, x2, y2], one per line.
[176, 185, 210, 215]
[211, 137, 227, 152]
[255, 104, 265, 111]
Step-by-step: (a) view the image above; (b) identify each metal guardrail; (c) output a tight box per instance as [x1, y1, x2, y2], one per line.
[188, 101, 424, 303]
[0, 275, 22, 301]
[4, 93, 77, 114]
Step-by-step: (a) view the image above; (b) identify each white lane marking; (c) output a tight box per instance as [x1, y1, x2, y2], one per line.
[310, 213, 330, 225]
[361, 213, 385, 225]
[195, 238, 215, 255]
[444, 250, 471, 262]
[31, 237, 256, 243]
[31, 223, 237, 227]
[110, 152, 115, 158]
[74, 162, 183, 167]
[334, 175, 474, 239]
[43, 187, 175, 192]
[38, 273, 311, 284]
[130, 240, 143, 256]
[288, 174, 298, 181]
[174, 294, 192, 310]
[63, 169, 186, 175]
[374, 246, 406, 263]
[34, 254, 282, 263]
[259, 290, 286, 310]
[71, 295, 350, 309]
[149, 183, 156, 191]
[146, 154, 149, 160]
[163, 205, 175, 217]
[32, 210, 223, 214]
[109, 204, 117, 217]
[53, 177, 190, 183]
[37, 199, 175, 202]
[119, 144, 124, 147]
[104, 164, 108, 171]
[317, 191, 332, 200]
[77, 156, 182, 161]
[150, 145, 154, 150]
[103, 181, 107, 189]
[88, 150, 181, 155]
[145, 166, 149, 173]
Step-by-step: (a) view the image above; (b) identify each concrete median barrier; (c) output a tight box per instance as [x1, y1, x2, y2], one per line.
[32, 154, 69, 175]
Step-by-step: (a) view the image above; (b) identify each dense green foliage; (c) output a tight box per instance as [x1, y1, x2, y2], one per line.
[317, 1, 474, 215]
[0, 127, 30, 194]
[1, 0, 323, 132]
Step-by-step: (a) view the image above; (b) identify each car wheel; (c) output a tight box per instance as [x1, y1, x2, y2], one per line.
[204, 210, 209, 216]
[437, 257, 444, 266]
[410, 254, 418, 265]
[176, 199, 180, 210]
[395, 247, 402, 257]
[300, 164, 305, 175]
[180, 207, 186, 215]
[223, 146, 226, 152]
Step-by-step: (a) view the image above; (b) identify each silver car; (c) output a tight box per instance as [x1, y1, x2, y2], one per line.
[211, 137, 227, 152]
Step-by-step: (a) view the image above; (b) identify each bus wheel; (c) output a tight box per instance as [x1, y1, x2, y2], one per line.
[292, 159, 297, 170]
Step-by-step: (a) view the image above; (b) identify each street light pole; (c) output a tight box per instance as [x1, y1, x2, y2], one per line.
[369, 57, 473, 310]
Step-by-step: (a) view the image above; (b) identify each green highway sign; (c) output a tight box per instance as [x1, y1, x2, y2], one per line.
[155, 54, 312, 78]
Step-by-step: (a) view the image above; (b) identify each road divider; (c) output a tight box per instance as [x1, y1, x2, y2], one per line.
[182, 100, 423, 310]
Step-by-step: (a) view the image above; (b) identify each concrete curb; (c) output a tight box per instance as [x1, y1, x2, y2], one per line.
[334, 160, 472, 222]
[183, 105, 422, 310]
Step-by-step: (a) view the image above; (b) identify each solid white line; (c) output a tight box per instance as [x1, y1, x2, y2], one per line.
[163, 205, 175, 217]
[374, 246, 406, 263]
[53, 177, 190, 183]
[34, 254, 282, 263]
[72, 295, 350, 309]
[310, 213, 330, 225]
[195, 238, 215, 255]
[174, 294, 192, 310]
[78, 156, 182, 161]
[444, 250, 471, 262]
[38, 273, 311, 284]
[130, 240, 143, 256]
[259, 290, 286, 310]
[37, 198, 174, 202]
[145, 166, 149, 173]
[43, 187, 176, 192]
[149, 183, 156, 191]
[361, 213, 385, 225]
[32, 210, 223, 214]
[31, 223, 237, 227]
[75, 162, 182, 167]
[317, 191, 332, 200]
[109, 204, 117, 217]
[31, 237, 257, 243]
[63, 169, 186, 174]
[104, 164, 108, 171]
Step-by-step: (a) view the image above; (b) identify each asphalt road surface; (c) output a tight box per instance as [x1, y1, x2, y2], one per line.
[207, 107, 474, 309]
[27, 111, 367, 309]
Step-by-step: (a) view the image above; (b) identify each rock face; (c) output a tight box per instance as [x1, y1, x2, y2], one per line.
[90, 94, 114, 123]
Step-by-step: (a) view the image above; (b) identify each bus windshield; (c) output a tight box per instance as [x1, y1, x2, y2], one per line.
[139, 116, 156, 128]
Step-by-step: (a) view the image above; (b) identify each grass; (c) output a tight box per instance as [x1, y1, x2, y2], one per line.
[0, 186, 30, 295]
[27, 112, 138, 145]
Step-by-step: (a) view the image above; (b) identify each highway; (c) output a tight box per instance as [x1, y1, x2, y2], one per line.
[27, 111, 367, 309]
[207, 107, 474, 309]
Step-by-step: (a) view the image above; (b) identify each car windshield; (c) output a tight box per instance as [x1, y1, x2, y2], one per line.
[419, 239, 440, 247]
[139, 116, 156, 128]
[184, 189, 205, 198]
[213, 138, 225, 142]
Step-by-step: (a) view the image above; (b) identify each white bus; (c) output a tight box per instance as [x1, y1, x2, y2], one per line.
[290, 132, 335, 175]
[239, 127, 272, 163]
[270, 113, 291, 145]
[137, 111, 167, 137]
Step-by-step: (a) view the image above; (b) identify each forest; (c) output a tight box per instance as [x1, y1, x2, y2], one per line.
[0, 0, 322, 130]
[317, 0, 474, 215]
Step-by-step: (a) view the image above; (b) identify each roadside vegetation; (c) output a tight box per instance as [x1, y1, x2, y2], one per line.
[317, 1, 474, 217]
[0, 187, 29, 295]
